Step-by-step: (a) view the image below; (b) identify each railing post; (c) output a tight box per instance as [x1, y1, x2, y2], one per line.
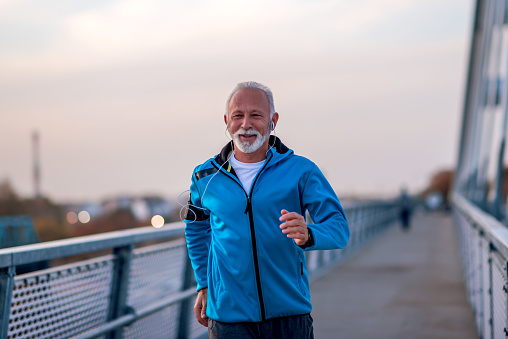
[178, 250, 195, 339]
[0, 266, 15, 339]
[487, 248, 493, 339]
[107, 244, 134, 339]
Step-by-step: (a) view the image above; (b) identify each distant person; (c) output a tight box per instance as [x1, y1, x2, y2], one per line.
[399, 187, 412, 230]
[184, 81, 350, 338]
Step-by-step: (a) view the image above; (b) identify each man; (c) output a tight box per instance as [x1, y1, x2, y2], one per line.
[184, 81, 349, 338]
[399, 187, 413, 230]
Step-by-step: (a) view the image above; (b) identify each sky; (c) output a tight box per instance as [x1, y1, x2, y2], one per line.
[1, 0, 473, 203]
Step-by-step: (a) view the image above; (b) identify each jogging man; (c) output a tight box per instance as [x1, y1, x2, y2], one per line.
[184, 81, 349, 338]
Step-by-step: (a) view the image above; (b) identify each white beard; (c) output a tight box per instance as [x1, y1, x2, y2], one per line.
[231, 127, 270, 154]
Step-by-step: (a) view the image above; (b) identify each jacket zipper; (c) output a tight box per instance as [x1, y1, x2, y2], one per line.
[212, 153, 273, 321]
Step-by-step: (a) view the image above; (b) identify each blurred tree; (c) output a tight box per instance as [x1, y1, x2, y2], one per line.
[0, 179, 26, 215]
[0, 178, 70, 241]
[421, 169, 454, 205]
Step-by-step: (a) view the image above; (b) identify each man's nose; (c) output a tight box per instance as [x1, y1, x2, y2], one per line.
[241, 116, 252, 130]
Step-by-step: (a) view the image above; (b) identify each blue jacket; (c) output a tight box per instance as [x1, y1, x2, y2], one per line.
[184, 137, 349, 322]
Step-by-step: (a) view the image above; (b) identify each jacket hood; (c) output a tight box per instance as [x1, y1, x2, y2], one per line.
[214, 136, 293, 167]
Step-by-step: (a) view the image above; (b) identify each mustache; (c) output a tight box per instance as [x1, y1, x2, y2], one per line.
[234, 128, 261, 136]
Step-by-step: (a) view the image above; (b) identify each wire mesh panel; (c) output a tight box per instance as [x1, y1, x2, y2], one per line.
[330, 248, 342, 261]
[466, 224, 476, 308]
[481, 237, 492, 339]
[8, 256, 114, 339]
[474, 230, 483, 332]
[344, 212, 356, 251]
[305, 250, 319, 275]
[350, 222, 359, 251]
[123, 239, 187, 338]
[473, 229, 482, 319]
[123, 304, 180, 339]
[457, 215, 468, 278]
[452, 211, 465, 271]
[468, 225, 476, 307]
[321, 250, 331, 266]
[491, 251, 507, 339]
[461, 220, 471, 301]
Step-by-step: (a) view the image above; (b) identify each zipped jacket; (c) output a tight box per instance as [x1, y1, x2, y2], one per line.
[184, 136, 349, 322]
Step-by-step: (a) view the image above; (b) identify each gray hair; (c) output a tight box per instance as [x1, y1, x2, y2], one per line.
[225, 81, 275, 118]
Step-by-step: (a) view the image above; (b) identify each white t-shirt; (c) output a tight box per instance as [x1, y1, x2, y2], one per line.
[229, 152, 266, 195]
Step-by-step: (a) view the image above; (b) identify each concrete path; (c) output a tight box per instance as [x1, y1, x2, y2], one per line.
[310, 213, 477, 339]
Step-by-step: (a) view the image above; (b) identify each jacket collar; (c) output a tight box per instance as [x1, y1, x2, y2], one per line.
[215, 136, 291, 166]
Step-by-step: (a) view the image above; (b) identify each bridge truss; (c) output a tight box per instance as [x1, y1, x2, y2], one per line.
[454, 0, 508, 338]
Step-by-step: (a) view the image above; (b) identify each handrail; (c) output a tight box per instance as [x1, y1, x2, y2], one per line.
[453, 192, 508, 258]
[0, 223, 185, 268]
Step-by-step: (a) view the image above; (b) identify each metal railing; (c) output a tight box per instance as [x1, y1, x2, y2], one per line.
[306, 201, 399, 283]
[0, 201, 399, 339]
[453, 193, 508, 339]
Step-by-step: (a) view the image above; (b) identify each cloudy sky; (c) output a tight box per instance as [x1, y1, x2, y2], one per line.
[1, 0, 473, 202]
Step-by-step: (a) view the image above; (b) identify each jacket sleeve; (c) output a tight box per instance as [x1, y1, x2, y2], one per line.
[302, 165, 349, 251]
[184, 172, 211, 291]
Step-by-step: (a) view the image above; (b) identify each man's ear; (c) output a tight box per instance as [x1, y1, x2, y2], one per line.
[271, 112, 279, 130]
[224, 114, 228, 126]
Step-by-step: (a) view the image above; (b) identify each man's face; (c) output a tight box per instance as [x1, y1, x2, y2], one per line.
[226, 88, 272, 154]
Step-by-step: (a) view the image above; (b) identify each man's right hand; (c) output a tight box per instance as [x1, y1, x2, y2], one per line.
[194, 288, 208, 327]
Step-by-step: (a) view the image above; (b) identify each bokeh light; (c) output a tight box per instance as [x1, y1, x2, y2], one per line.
[78, 211, 91, 223]
[66, 212, 78, 224]
[151, 215, 164, 228]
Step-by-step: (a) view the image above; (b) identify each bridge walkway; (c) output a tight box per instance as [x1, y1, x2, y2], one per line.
[310, 213, 477, 339]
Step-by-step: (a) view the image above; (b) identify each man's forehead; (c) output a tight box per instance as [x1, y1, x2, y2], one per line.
[228, 88, 270, 108]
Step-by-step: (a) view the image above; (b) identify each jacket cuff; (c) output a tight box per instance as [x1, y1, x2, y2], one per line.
[298, 227, 315, 250]
[196, 282, 208, 292]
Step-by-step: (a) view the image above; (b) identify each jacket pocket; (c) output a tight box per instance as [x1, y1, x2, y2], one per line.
[297, 252, 307, 296]
[208, 254, 227, 302]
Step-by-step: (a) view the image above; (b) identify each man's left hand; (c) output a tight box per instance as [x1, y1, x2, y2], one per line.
[279, 209, 308, 246]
